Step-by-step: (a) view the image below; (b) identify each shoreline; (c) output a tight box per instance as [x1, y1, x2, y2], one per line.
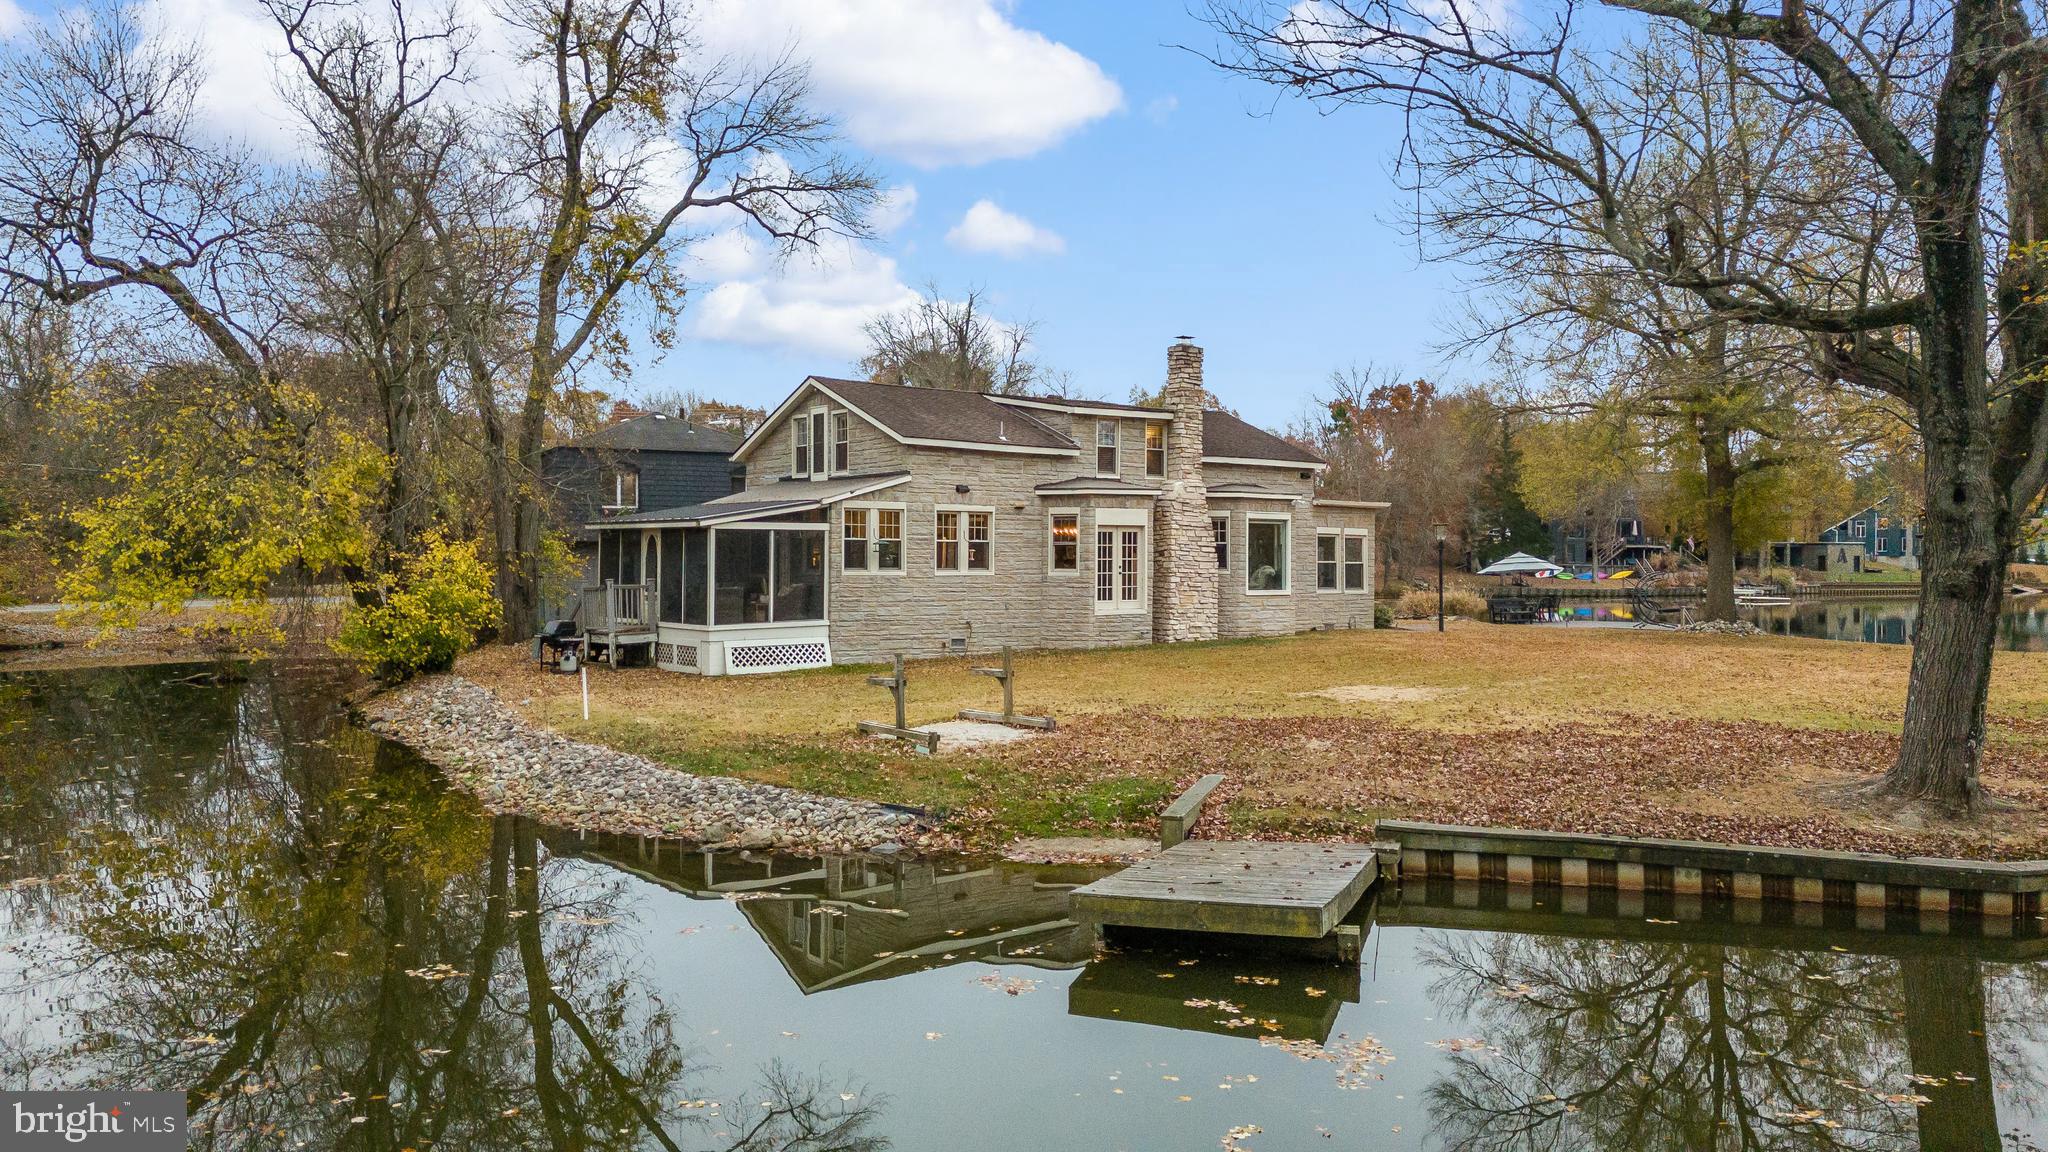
[361, 675, 965, 858]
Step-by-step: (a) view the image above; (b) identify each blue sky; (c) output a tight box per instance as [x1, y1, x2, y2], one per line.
[2, 0, 1471, 431]
[674, 2, 1470, 430]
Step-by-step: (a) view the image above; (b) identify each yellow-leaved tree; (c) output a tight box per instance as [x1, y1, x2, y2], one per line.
[335, 531, 497, 681]
[58, 366, 386, 642]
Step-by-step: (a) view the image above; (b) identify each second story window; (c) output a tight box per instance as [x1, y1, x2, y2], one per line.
[1096, 420, 1118, 475]
[1145, 422, 1166, 476]
[833, 412, 850, 473]
[794, 418, 811, 476]
[605, 470, 638, 511]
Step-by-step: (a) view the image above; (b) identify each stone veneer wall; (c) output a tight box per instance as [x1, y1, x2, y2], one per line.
[1152, 343, 1219, 642]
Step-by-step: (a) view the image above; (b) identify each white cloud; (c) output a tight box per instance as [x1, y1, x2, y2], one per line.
[945, 199, 1064, 258]
[0, 0, 29, 39]
[871, 184, 918, 235]
[1143, 94, 1179, 123]
[698, 0, 1122, 166]
[690, 235, 920, 359]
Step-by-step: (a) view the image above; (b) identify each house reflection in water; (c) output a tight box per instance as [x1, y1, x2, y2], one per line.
[554, 832, 1100, 992]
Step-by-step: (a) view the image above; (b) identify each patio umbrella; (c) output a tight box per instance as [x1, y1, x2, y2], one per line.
[1476, 552, 1563, 577]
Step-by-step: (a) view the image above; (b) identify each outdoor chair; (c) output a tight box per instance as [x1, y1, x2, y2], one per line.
[535, 619, 580, 666]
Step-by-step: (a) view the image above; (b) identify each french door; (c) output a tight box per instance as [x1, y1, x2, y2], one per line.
[1095, 527, 1143, 613]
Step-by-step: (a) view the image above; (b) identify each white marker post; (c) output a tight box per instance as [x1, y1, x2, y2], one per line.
[581, 661, 590, 721]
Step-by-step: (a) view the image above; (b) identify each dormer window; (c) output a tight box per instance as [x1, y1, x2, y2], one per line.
[604, 470, 639, 512]
[1096, 420, 1119, 475]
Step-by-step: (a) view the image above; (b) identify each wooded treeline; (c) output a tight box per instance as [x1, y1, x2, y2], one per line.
[0, 0, 876, 642]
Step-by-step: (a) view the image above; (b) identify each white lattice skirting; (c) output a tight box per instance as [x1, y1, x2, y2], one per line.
[726, 640, 831, 674]
[655, 642, 700, 672]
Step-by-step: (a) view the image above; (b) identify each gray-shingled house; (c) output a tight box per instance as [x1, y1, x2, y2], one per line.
[544, 411, 743, 586]
[584, 341, 1385, 675]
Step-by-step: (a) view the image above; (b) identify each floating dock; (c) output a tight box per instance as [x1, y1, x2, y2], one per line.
[1069, 840, 1378, 940]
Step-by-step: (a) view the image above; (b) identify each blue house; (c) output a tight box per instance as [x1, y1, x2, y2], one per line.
[544, 410, 744, 585]
[1820, 496, 1921, 569]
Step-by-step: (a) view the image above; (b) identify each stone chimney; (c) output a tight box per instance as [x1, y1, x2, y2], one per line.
[1152, 339, 1218, 642]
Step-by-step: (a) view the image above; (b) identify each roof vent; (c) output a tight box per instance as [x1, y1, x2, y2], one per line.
[997, 419, 1008, 442]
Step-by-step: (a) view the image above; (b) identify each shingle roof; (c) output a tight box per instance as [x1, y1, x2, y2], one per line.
[1202, 410, 1323, 465]
[998, 394, 1168, 415]
[590, 471, 910, 528]
[808, 377, 1077, 451]
[1206, 481, 1296, 498]
[570, 413, 742, 454]
[1034, 476, 1163, 494]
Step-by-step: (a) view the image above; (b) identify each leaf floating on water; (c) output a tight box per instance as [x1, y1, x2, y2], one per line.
[1234, 975, 1279, 986]
[180, 1034, 222, 1046]
[973, 973, 1040, 996]
[404, 964, 468, 982]
[555, 913, 615, 926]
[924, 1032, 943, 1041]
[1221, 1123, 1262, 1150]
[839, 1093, 857, 1102]
[1183, 998, 1244, 1014]
[1304, 987, 1327, 998]
[1430, 1037, 1498, 1055]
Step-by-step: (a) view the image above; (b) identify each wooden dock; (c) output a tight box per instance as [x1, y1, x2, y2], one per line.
[1070, 840, 1379, 940]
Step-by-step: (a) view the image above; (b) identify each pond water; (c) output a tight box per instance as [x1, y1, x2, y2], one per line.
[4, 663, 2046, 1151]
[1545, 595, 2048, 651]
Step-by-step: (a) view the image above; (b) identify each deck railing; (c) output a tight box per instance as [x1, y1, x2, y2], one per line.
[579, 579, 654, 632]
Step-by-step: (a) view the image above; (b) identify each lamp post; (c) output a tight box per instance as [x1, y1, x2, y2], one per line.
[1432, 521, 1449, 632]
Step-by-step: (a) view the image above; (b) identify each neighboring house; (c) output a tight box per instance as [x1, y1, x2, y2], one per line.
[585, 341, 1386, 675]
[1819, 495, 1922, 569]
[1768, 539, 1866, 575]
[1547, 509, 1667, 571]
[543, 411, 743, 584]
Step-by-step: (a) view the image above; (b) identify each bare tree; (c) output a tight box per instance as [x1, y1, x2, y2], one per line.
[859, 283, 1049, 394]
[1204, 0, 2048, 810]
[0, 2, 283, 385]
[441, 0, 879, 640]
[266, 0, 470, 568]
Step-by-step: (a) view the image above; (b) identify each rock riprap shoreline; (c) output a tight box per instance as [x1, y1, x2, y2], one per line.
[364, 675, 956, 855]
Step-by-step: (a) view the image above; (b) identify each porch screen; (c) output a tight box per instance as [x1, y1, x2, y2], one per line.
[618, 534, 640, 585]
[773, 530, 826, 621]
[714, 530, 772, 624]
[598, 532, 619, 586]
[659, 529, 683, 623]
[684, 529, 708, 625]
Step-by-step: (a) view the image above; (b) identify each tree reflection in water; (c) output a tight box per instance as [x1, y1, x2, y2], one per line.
[1417, 927, 2045, 1151]
[0, 664, 885, 1152]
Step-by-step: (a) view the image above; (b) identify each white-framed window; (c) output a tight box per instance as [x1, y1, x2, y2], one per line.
[604, 470, 639, 511]
[1317, 531, 1340, 591]
[842, 502, 903, 572]
[832, 411, 851, 473]
[1144, 422, 1166, 477]
[1048, 510, 1079, 572]
[1851, 518, 1867, 539]
[809, 409, 828, 475]
[1094, 509, 1147, 614]
[1246, 516, 1290, 593]
[935, 506, 993, 573]
[1212, 515, 1229, 569]
[843, 506, 869, 571]
[793, 417, 811, 477]
[1343, 532, 1368, 591]
[1095, 419, 1119, 475]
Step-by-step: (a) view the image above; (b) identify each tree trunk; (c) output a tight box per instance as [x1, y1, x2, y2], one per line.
[1884, 318, 2008, 808]
[1699, 424, 1738, 622]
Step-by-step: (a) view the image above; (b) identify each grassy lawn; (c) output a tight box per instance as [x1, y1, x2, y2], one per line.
[460, 623, 2048, 859]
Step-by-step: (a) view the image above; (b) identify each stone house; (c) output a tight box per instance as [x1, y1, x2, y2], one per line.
[586, 341, 1385, 675]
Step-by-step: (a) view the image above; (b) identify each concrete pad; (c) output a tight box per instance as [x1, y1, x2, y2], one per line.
[914, 719, 1043, 751]
[1003, 837, 1158, 865]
